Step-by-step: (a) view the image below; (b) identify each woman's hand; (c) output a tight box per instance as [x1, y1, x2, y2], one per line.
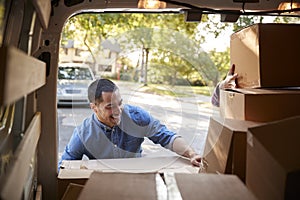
[219, 64, 238, 90]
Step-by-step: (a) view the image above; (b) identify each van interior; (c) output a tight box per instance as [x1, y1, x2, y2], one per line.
[0, 0, 299, 199]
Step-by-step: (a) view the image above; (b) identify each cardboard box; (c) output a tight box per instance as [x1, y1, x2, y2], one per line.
[203, 116, 260, 182]
[220, 88, 300, 122]
[78, 172, 158, 200]
[58, 156, 199, 199]
[59, 155, 198, 173]
[57, 169, 90, 200]
[61, 183, 84, 200]
[230, 23, 300, 88]
[172, 173, 258, 200]
[246, 116, 300, 200]
[78, 172, 258, 200]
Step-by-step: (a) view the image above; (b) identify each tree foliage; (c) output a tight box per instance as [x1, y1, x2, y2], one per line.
[209, 48, 230, 81]
[61, 12, 298, 86]
[61, 13, 218, 86]
[233, 15, 264, 32]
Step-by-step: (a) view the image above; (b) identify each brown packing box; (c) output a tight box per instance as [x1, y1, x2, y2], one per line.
[78, 172, 158, 200]
[230, 23, 300, 88]
[220, 88, 300, 122]
[57, 169, 90, 200]
[203, 115, 260, 182]
[246, 116, 300, 200]
[173, 173, 258, 200]
[61, 183, 84, 200]
[57, 156, 198, 199]
[78, 172, 258, 200]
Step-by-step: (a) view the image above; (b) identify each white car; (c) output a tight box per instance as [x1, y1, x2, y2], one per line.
[57, 63, 95, 106]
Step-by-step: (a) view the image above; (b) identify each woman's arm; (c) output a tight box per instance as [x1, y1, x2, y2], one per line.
[211, 64, 238, 107]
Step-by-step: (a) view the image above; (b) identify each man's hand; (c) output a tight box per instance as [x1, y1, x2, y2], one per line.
[219, 64, 238, 90]
[172, 137, 202, 167]
[189, 152, 202, 167]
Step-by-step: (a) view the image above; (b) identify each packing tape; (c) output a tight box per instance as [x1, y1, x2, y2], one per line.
[164, 172, 183, 200]
[156, 173, 167, 200]
[198, 158, 208, 173]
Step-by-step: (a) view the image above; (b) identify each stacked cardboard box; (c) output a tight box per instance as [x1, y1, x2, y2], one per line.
[76, 172, 257, 200]
[246, 116, 300, 200]
[220, 88, 300, 122]
[58, 157, 258, 199]
[174, 173, 257, 200]
[78, 172, 158, 200]
[203, 115, 260, 182]
[220, 23, 300, 122]
[207, 23, 300, 200]
[230, 23, 300, 88]
[57, 156, 199, 199]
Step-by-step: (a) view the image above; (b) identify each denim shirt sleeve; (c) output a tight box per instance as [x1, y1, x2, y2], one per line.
[58, 128, 87, 169]
[128, 105, 178, 150]
[147, 117, 180, 150]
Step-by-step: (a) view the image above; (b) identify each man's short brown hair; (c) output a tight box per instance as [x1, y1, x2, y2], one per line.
[88, 79, 118, 104]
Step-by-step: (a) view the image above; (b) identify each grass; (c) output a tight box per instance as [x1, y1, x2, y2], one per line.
[138, 83, 213, 97]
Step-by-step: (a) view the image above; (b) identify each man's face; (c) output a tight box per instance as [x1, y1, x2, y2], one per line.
[91, 89, 123, 127]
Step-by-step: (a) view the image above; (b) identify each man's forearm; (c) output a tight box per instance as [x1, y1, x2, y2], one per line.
[172, 137, 202, 167]
[172, 137, 197, 158]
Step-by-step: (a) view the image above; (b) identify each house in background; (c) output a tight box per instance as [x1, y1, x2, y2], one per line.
[59, 40, 89, 64]
[94, 39, 122, 78]
[59, 39, 122, 78]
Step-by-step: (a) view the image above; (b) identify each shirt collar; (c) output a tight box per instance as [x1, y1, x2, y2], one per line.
[92, 113, 113, 132]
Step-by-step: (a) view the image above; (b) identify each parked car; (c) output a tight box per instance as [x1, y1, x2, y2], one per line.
[57, 63, 95, 106]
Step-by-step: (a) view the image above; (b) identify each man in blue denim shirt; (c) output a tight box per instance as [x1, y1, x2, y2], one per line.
[58, 79, 202, 169]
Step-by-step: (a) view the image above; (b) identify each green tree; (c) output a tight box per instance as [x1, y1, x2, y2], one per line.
[233, 15, 264, 32]
[61, 13, 219, 85]
[62, 14, 123, 65]
[209, 48, 230, 81]
[273, 16, 300, 23]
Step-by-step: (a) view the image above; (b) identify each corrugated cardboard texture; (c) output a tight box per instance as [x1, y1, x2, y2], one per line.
[220, 88, 300, 122]
[230, 23, 300, 88]
[204, 117, 234, 174]
[246, 116, 300, 200]
[61, 183, 84, 200]
[78, 172, 157, 200]
[175, 173, 257, 200]
[203, 116, 260, 182]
